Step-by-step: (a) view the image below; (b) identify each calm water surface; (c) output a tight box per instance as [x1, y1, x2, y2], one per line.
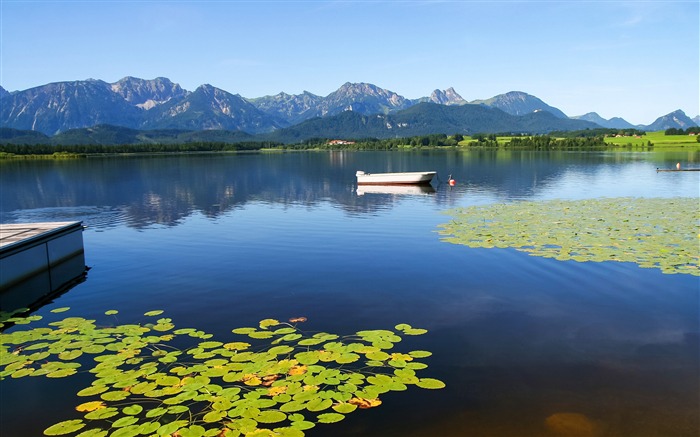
[1, 150, 698, 437]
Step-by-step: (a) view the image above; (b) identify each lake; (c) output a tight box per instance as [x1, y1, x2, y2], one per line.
[1, 150, 698, 437]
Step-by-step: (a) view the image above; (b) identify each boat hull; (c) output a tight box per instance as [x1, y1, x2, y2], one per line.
[356, 171, 436, 185]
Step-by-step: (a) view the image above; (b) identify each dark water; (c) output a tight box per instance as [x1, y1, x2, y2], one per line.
[1, 150, 698, 437]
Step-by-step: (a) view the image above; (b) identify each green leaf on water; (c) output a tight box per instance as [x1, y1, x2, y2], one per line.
[273, 427, 305, 437]
[198, 341, 223, 349]
[297, 338, 324, 346]
[280, 400, 307, 413]
[143, 310, 164, 317]
[332, 402, 357, 414]
[317, 412, 345, 424]
[75, 429, 108, 437]
[268, 345, 294, 355]
[122, 405, 143, 415]
[259, 319, 280, 329]
[403, 328, 428, 335]
[58, 350, 83, 360]
[155, 375, 180, 386]
[84, 407, 119, 420]
[50, 307, 71, 314]
[366, 351, 389, 361]
[100, 391, 129, 401]
[46, 368, 78, 378]
[5, 314, 444, 436]
[289, 420, 316, 431]
[256, 410, 287, 423]
[295, 351, 320, 365]
[416, 378, 446, 389]
[157, 420, 188, 436]
[44, 419, 85, 435]
[145, 407, 168, 418]
[203, 410, 226, 423]
[438, 197, 699, 276]
[109, 425, 140, 437]
[136, 422, 160, 435]
[167, 405, 190, 414]
[11, 368, 34, 378]
[112, 416, 138, 428]
[77, 385, 109, 397]
[306, 397, 333, 412]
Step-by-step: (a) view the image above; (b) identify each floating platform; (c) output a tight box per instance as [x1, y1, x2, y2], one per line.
[1, 222, 87, 312]
[656, 168, 700, 172]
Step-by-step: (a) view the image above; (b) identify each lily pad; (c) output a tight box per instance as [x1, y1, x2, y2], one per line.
[44, 419, 86, 435]
[332, 402, 357, 414]
[416, 378, 446, 389]
[50, 307, 71, 314]
[84, 407, 119, 420]
[75, 429, 108, 437]
[3, 313, 444, 436]
[256, 410, 287, 424]
[122, 405, 143, 415]
[76, 401, 106, 412]
[439, 197, 699, 276]
[317, 412, 345, 424]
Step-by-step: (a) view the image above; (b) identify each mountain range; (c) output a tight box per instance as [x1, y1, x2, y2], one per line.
[0, 77, 697, 144]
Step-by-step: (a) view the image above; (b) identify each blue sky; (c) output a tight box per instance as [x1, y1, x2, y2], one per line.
[1, 0, 698, 125]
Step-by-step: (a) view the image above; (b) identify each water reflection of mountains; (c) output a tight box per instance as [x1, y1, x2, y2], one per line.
[0, 151, 630, 228]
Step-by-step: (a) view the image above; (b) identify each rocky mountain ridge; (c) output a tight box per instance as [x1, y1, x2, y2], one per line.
[643, 109, 698, 131]
[110, 76, 188, 109]
[571, 112, 637, 129]
[1, 77, 697, 136]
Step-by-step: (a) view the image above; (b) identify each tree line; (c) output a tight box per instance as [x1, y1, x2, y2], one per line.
[664, 127, 700, 135]
[549, 128, 646, 138]
[0, 133, 642, 157]
[0, 141, 282, 156]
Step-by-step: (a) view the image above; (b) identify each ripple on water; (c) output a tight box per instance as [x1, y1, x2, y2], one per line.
[2, 206, 132, 231]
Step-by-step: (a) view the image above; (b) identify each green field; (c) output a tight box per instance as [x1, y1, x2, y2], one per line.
[456, 131, 699, 149]
[603, 131, 699, 148]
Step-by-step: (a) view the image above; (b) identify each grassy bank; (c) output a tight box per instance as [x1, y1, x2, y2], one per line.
[603, 131, 699, 148]
[2, 131, 697, 158]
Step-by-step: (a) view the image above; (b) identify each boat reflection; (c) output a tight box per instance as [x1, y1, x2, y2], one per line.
[356, 184, 436, 196]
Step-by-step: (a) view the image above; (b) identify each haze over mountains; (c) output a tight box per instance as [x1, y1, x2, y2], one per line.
[0, 77, 697, 144]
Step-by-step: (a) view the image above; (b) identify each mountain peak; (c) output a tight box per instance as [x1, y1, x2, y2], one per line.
[335, 82, 383, 95]
[646, 109, 697, 131]
[471, 91, 567, 118]
[111, 76, 187, 108]
[429, 88, 466, 105]
[323, 82, 410, 115]
[197, 83, 216, 92]
[2, 76, 693, 137]
[571, 112, 634, 129]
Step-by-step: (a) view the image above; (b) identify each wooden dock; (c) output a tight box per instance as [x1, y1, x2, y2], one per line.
[656, 168, 700, 172]
[1, 222, 87, 311]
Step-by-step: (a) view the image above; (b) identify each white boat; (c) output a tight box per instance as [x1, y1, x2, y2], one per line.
[356, 171, 436, 185]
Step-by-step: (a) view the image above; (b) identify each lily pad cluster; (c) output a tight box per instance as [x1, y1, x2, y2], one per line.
[0, 308, 445, 437]
[438, 197, 699, 275]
